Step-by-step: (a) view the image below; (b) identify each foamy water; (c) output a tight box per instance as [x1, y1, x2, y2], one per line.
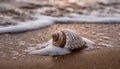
[0, 14, 120, 33]
[0, 0, 120, 33]
[24, 36, 95, 56]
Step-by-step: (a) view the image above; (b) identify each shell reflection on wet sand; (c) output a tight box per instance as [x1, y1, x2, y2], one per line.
[28, 29, 95, 56]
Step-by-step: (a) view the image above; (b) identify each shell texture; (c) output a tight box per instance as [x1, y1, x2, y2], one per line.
[52, 29, 86, 50]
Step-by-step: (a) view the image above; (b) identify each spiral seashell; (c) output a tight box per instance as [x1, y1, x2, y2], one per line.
[52, 29, 86, 50]
[28, 29, 94, 56]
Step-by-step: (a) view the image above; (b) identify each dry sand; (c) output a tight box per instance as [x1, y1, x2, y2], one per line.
[0, 24, 120, 69]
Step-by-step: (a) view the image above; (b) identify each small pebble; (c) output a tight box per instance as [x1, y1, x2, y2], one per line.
[12, 51, 19, 56]
[101, 36, 110, 40]
[96, 47, 101, 49]
[21, 55, 25, 58]
[19, 41, 25, 46]
[91, 32, 96, 34]
[98, 39, 103, 41]
[98, 43, 114, 47]
[12, 57, 17, 60]
[9, 42, 13, 45]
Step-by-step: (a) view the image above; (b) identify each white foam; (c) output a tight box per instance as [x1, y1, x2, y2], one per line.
[0, 14, 120, 33]
[0, 15, 54, 33]
[25, 36, 95, 56]
[29, 45, 71, 56]
[82, 37, 95, 50]
[27, 40, 71, 56]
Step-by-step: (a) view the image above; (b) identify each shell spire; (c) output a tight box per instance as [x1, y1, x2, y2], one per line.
[52, 31, 66, 48]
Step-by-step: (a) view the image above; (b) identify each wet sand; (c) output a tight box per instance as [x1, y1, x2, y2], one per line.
[0, 0, 120, 69]
[0, 24, 120, 69]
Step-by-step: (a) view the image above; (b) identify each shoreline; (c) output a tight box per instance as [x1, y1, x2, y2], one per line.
[0, 23, 120, 69]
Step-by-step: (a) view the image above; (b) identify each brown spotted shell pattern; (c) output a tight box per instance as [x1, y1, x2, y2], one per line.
[52, 29, 86, 50]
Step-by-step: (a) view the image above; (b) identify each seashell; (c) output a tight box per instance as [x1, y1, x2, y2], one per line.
[28, 29, 94, 56]
[52, 29, 86, 50]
